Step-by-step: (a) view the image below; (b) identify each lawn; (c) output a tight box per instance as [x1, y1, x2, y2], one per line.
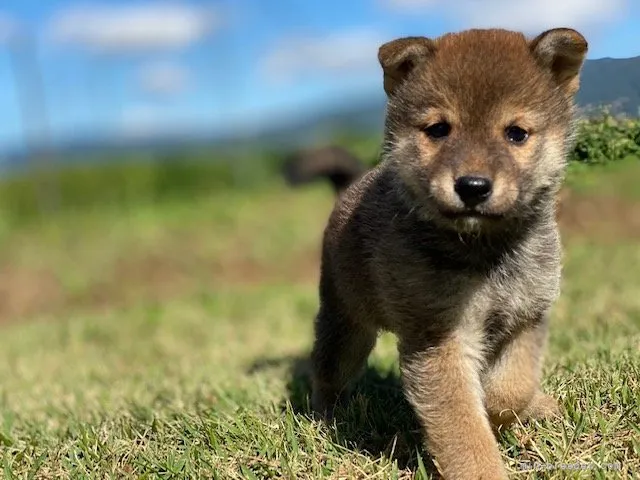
[0, 160, 639, 479]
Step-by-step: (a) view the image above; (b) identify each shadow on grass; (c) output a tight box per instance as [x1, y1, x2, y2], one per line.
[247, 355, 439, 476]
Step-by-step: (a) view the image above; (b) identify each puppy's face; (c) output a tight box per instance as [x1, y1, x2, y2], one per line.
[379, 28, 588, 233]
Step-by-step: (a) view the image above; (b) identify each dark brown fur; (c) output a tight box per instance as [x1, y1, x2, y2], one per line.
[310, 28, 588, 479]
[282, 145, 367, 195]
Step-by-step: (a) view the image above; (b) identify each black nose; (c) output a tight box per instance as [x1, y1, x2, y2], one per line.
[454, 176, 493, 207]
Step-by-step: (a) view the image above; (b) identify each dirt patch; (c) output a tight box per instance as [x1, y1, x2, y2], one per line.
[0, 247, 321, 326]
[558, 190, 640, 241]
[0, 267, 64, 321]
[75, 248, 321, 311]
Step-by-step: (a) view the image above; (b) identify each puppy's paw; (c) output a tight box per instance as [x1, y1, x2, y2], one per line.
[523, 392, 561, 422]
[310, 388, 345, 422]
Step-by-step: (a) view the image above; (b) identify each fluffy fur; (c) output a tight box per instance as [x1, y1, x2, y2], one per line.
[310, 27, 588, 479]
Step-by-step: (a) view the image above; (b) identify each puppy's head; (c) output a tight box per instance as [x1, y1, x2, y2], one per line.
[379, 28, 588, 233]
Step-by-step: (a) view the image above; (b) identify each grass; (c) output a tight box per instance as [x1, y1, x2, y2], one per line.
[564, 156, 640, 200]
[0, 163, 639, 479]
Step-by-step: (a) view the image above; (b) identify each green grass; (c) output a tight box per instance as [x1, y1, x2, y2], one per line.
[0, 166, 639, 479]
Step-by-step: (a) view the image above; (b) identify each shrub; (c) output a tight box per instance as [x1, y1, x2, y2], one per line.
[570, 110, 640, 164]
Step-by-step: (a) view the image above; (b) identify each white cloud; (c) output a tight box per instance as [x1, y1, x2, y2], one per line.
[261, 28, 389, 84]
[120, 104, 173, 137]
[385, 0, 438, 8]
[47, 3, 220, 53]
[382, 0, 629, 33]
[138, 61, 189, 96]
[256, 2, 627, 86]
[0, 12, 20, 45]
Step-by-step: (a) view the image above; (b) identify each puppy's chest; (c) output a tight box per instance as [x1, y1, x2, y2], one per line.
[479, 263, 559, 348]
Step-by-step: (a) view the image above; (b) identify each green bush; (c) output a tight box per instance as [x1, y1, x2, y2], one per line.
[570, 110, 640, 164]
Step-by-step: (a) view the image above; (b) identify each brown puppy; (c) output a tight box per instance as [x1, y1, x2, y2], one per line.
[310, 28, 588, 479]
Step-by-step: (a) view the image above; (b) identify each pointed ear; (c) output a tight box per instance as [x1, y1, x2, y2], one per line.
[530, 28, 588, 95]
[378, 36, 436, 97]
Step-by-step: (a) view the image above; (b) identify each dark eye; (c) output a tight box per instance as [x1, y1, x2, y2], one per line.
[505, 125, 529, 144]
[424, 122, 451, 139]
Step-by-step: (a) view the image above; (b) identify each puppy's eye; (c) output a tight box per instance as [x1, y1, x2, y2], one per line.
[505, 125, 529, 144]
[423, 122, 451, 139]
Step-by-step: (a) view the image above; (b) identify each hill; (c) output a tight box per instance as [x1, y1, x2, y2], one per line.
[577, 56, 640, 117]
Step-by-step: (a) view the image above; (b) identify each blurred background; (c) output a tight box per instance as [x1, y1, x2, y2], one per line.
[0, 0, 639, 322]
[0, 3, 639, 477]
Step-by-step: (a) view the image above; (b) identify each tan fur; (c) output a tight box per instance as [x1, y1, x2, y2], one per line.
[309, 27, 587, 479]
[483, 324, 560, 430]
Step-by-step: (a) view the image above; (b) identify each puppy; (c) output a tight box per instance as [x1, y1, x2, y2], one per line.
[310, 27, 588, 479]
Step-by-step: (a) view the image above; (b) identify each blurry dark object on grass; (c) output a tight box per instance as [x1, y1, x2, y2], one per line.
[282, 146, 367, 195]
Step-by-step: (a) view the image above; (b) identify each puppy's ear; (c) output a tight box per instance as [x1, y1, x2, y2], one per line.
[530, 28, 588, 95]
[378, 36, 436, 97]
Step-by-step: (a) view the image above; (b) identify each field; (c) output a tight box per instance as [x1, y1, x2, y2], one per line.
[0, 145, 639, 478]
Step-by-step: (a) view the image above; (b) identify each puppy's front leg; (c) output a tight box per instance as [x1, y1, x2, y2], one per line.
[483, 320, 560, 431]
[399, 332, 507, 480]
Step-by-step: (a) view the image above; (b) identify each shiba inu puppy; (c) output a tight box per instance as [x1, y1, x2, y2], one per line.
[310, 27, 588, 479]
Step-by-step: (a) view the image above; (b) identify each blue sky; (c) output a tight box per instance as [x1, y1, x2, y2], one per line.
[0, 0, 639, 152]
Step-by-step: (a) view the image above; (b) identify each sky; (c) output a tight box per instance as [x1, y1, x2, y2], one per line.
[0, 0, 638, 152]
